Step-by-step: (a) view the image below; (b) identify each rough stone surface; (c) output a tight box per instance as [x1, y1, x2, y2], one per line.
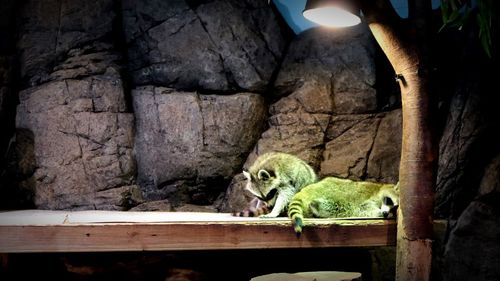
[322, 114, 379, 179]
[479, 154, 500, 195]
[216, 173, 254, 213]
[274, 25, 377, 114]
[0, 55, 15, 162]
[48, 43, 123, 82]
[123, 0, 286, 92]
[129, 200, 172, 212]
[0, 128, 37, 209]
[17, 0, 118, 86]
[440, 154, 500, 281]
[0, 56, 13, 102]
[435, 69, 493, 218]
[15, 77, 138, 209]
[442, 193, 500, 281]
[132, 86, 267, 206]
[246, 24, 380, 170]
[248, 85, 332, 169]
[366, 110, 402, 183]
[0, 0, 16, 169]
[321, 109, 401, 183]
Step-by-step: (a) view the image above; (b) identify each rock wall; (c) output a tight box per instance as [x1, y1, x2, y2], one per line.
[0, 1, 25, 208]
[132, 86, 266, 206]
[12, 0, 138, 210]
[8, 0, 402, 212]
[16, 77, 138, 209]
[123, 0, 284, 92]
[431, 22, 500, 280]
[6, 0, 288, 210]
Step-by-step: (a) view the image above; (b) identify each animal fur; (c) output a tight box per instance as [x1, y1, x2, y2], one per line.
[233, 152, 318, 218]
[288, 177, 399, 235]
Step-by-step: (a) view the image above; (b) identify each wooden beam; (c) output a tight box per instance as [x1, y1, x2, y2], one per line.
[0, 210, 396, 253]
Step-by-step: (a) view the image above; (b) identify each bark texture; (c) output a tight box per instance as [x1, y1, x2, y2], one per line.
[361, 1, 437, 280]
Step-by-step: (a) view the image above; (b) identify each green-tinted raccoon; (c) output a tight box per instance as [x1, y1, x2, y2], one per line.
[288, 177, 399, 235]
[233, 152, 318, 218]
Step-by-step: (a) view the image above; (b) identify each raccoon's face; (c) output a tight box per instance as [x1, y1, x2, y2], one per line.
[380, 185, 400, 218]
[243, 169, 279, 205]
[380, 196, 398, 218]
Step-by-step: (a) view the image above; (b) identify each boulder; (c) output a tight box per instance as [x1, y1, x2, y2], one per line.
[132, 86, 266, 206]
[123, 0, 287, 91]
[15, 77, 137, 209]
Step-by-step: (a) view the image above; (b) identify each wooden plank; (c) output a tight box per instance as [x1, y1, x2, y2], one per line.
[251, 271, 362, 281]
[0, 210, 396, 253]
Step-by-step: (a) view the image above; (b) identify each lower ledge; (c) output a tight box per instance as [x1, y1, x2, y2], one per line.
[0, 210, 396, 253]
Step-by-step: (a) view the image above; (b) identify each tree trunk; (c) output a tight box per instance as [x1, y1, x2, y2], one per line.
[360, 1, 437, 280]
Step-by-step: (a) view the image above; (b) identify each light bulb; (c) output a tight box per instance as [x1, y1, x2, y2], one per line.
[303, 6, 361, 27]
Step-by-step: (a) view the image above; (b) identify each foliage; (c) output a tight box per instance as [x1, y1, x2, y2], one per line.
[440, 0, 494, 57]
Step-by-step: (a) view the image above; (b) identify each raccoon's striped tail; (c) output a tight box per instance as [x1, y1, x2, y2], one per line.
[293, 217, 303, 237]
[288, 199, 305, 237]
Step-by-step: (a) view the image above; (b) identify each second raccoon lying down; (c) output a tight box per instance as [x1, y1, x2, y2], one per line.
[288, 177, 400, 235]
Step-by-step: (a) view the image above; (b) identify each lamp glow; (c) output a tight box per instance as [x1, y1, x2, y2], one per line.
[303, 0, 361, 28]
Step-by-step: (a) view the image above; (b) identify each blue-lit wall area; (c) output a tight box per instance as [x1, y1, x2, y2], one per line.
[273, 0, 442, 34]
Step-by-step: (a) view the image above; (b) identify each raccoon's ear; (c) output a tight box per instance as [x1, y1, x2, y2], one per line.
[394, 182, 400, 192]
[243, 170, 251, 180]
[257, 169, 272, 181]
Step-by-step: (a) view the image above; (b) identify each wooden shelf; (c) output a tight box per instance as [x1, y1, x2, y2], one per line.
[0, 210, 396, 253]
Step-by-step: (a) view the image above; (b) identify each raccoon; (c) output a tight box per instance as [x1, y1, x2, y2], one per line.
[234, 152, 318, 218]
[232, 197, 270, 217]
[288, 177, 399, 235]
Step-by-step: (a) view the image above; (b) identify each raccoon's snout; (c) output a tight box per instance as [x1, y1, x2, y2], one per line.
[382, 207, 398, 218]
[381, 203, 398, 218]
[263, 188, 278, 202]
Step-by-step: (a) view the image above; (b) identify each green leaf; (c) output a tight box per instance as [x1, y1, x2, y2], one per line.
[448, 9, 461, 23]
[477, 12, 492, 58]
[441, 1, 450, 23]
[480, 33, 492, 58]
[439, 0, 494, 58]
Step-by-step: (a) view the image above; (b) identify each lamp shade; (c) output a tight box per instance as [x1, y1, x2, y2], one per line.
[303, 0, 361, 27]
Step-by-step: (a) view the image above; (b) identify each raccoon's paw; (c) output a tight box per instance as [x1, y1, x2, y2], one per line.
[231, 211, 245, 217]
[232, 205, 270, 217]
[232, 198, 270, 217]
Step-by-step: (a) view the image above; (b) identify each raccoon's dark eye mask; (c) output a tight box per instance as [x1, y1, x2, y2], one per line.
[261, 188, 278, 202]
[383, 197, 394, 206]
